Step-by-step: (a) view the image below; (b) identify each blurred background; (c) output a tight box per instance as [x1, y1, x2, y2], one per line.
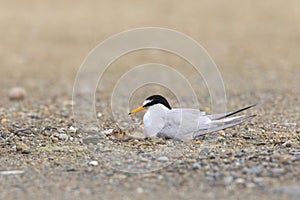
[1, 0, 299, 101]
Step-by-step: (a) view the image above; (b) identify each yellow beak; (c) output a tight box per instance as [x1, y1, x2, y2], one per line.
[129, 106, 146, 115]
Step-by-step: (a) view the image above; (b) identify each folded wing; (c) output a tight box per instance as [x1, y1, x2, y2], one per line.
[158, 105, 255, 140]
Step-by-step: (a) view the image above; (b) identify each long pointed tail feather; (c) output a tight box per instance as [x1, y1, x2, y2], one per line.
[207, 104, 256, 120]
[193, 114, 256, 139]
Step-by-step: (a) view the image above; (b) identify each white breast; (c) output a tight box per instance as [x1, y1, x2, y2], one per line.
[143, 104, 169, 137]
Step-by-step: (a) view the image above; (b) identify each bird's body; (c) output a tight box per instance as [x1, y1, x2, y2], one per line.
[129, 95, 255, 140]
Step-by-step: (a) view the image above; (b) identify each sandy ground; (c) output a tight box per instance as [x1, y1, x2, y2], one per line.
[0, 0, 299, 199]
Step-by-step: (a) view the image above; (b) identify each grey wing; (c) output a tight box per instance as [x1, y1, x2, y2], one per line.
[159, 109, 211, 139]
[158, 106, 256, 140]
[193, 115, 256, 138]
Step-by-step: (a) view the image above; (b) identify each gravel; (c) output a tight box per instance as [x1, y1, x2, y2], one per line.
[1, 1, 299, 200]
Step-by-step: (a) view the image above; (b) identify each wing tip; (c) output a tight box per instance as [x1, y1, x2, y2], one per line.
[214, 104, 256, 120]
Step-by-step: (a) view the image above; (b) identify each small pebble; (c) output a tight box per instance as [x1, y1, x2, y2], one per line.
[59, 133, 68, 140]
[1, 118, 8, 124]
[136, 187, 144, 194]
[218, 130, 226, 137]
[194, 140, 201, 144]
[192, 163, 201, 169]
[97, 112, 102, 118]
[270, 168, 286, 175]
[199, 148, 210, 156]
[88, 160, 99, 166]
[51, 137, 59, 142]
[68, 126, 77, 133]
[8, 87, 27, 101]
[235, 178, 245, 184]
[217, 136, 225, 142]
[282, 140, 292, 148]
[59, 128, 66, 133]
[101, 129, 114, 135]
[253, 177, 264, 183]
[223, 176, 233, 184]
[63, 167, 76, 172]
[27, 113, 40, 119]
[243, 167, 263, 175]
[246, 182, 257, 188]
[157, 156, 169, 162]
[10, 145, 16, 152]
[1, 132, 8, 139]
[63, 100, 75, 107]
[16, 142, 30, 154]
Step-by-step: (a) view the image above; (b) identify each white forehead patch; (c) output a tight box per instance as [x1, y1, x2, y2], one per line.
[142, 99, 152, 106]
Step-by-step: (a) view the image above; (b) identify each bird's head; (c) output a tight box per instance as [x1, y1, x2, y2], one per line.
[129, 95, 172, 115]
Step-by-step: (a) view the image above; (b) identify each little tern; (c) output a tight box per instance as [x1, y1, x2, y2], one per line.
[129, 95, 255, 140]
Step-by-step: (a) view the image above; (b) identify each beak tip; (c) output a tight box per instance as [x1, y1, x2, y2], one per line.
[128, 106, 145, 115]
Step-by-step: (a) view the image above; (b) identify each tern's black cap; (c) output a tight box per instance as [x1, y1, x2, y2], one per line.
[143, 95, 172, 110]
